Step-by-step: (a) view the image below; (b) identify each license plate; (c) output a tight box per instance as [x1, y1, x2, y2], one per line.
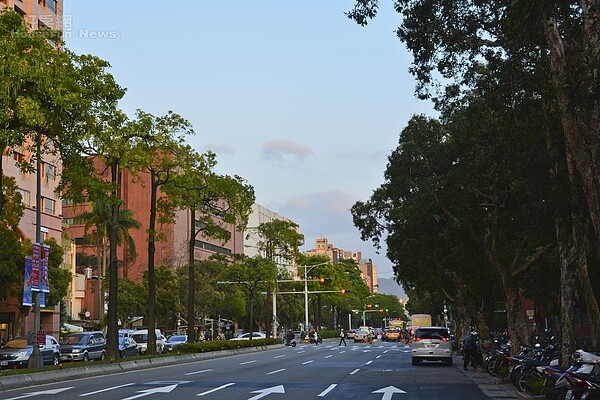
[425, 344, 437, 348]
[0, 361, 7, 366]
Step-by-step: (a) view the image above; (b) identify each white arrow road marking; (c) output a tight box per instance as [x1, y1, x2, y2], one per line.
[80, 383, 134, 397]
[197, 383, 235, 396]
[372, 386, 407, 400]
[185, 368, 213, 376]
[317, 384, 337, 397]
[5, 387, 74, 400]
[120, 384, 178, 400]
[247, 385, 285, 400]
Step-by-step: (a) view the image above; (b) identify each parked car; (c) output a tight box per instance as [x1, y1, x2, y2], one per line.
[0, 335, 60, 369]
[164, 335, 187, 352]
[60, 331, 106, 362]
[230, 332, 267, 341]
[346, 330, 355, 339]
[118, 336, 139, 358]
[411, 326, 453, 366]
[130, 329, 166, 354]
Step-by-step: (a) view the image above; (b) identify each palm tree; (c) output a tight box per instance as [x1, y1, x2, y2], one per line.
[76, 198, 141, 317]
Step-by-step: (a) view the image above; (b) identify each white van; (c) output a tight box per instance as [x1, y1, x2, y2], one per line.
[131, 329, 166, 354]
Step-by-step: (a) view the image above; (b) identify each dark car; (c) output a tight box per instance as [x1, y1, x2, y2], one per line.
[0, 335, 60, 369]
[164, 335, 187, 352]
[118, 336, 138, 358]
[60, 331, 106, 362]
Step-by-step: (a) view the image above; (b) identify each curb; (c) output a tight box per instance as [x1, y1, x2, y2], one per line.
[0, 344, 282, 391]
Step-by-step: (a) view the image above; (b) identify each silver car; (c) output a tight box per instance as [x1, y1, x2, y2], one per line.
[411, 326, 453, 366]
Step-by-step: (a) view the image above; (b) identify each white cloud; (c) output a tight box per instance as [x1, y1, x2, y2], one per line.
[260, 139, 312, 162]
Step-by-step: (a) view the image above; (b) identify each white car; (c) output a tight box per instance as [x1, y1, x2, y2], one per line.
[411, 326, 453, 366]
[131, 329, 166, 354]
[230, 332, 267, 341]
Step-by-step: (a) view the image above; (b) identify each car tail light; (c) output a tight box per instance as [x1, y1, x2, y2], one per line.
[442, 337, 450, 341]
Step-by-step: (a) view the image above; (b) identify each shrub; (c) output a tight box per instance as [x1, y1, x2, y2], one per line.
[175, 338, 279, 354]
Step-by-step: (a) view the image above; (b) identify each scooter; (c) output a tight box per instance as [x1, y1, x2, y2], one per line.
[284, 338, 297, 347]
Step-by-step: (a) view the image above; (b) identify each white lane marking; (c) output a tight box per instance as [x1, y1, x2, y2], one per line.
[366, 360, 373, 365]
[376, 355, 382, 359]
[350, 368, 360, 375]
[273, 354, 285, 359]
[339, 350, 346, 354]
[267, 368, 286, 375]
[383, 350, 389, 353]
[197, 383, 235, 396]
[240, 360, 257, 365]
[302, 360, 314, 364]
[120, 384, 178, 400]
[80, 383, 135, 396]
[297, 350, 305, 354]
[185, 369, 213, 376]
[324, 355, 333, 359]
[318, 384, 337, 397]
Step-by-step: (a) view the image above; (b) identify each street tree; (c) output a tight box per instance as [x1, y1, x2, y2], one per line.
[163, 150, 255, 342]
[220, 256, 277, 340]
[129, 110, 194, 355]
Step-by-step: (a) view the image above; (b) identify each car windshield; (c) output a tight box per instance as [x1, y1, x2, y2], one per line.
[62, 334, 88, 345]
[415, 328, 450, 340]
[131, 334, 148, 343]
[4, 338, 29, 349]
[167, 336, 186, 343]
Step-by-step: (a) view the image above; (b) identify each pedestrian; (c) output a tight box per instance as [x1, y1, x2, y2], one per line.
[462, 331, 479, 370]
[339, 329, 347, 346]
[313, 329, 319, 345]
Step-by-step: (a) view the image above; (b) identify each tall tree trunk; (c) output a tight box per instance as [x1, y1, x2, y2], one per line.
[544, 17, 600, 242]
[146, 172, 158, 355]
[106, 160, 120, 359]
[187, 208, 196, 342]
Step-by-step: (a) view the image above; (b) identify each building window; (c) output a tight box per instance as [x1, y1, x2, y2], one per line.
[45, 163, 55, 181]
[195, 240, 232, 256]
[46, 0, 56, 12]
[17, 188, 30, 207]
[43, 197, 55, 214]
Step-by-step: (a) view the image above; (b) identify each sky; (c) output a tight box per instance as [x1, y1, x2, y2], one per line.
[62, 1, 435, 285]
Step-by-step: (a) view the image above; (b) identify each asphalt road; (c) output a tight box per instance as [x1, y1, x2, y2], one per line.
[0, 340, 491, 400]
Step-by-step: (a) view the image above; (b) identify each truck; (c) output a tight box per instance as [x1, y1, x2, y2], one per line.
[410, 314, 432, 333]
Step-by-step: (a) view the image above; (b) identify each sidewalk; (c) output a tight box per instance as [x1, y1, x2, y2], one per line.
[458, 361, 521, 399]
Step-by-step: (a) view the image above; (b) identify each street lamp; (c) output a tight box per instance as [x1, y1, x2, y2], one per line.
[301, 261, 330, 331]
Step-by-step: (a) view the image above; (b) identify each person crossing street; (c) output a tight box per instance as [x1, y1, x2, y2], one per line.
[338, 329, 347, 346]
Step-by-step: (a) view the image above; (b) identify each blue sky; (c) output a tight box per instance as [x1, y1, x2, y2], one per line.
[63, 1, 435, 284]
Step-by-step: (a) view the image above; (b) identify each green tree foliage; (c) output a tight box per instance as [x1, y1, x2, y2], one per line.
[114, 278, 146, 328]
[220, 257, 277, 339]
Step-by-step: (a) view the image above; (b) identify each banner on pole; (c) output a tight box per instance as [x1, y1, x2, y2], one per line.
[23, 257, 33, 306]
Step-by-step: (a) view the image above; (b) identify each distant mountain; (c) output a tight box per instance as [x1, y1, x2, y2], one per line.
[377, 277, 407, 299]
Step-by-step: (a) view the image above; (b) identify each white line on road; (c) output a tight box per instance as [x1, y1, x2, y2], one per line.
[273, 354, 285, 359]
[185, 369, 213, 376]
[196, 383, 235, 396]
[302, 360, 314, 364]
[318, 384, 337, 397]
[80, 383, 134, 397]
[267, 368, 286, 375]
[384, 350, 389, 353]
[297, 350, 305, 354]
[324, 355, 332, 359]
[350, 369, 360, 375]
[366, 360, 373, 365]
[376, 355, 382, 359]
[240, 360, 257, 365]
[339, 350, 346, 354]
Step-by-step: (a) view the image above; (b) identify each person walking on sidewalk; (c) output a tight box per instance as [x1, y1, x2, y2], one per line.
[339, 329, 347, 346]
[463, 331, 479, 370]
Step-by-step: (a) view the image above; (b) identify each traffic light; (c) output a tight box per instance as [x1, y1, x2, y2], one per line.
[374, 304, 380, 308]
[319, 277, 333, 284]
[378, 309, 384, 313]
[366, 304, 373, 309]
[339, 289, 350, 294]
